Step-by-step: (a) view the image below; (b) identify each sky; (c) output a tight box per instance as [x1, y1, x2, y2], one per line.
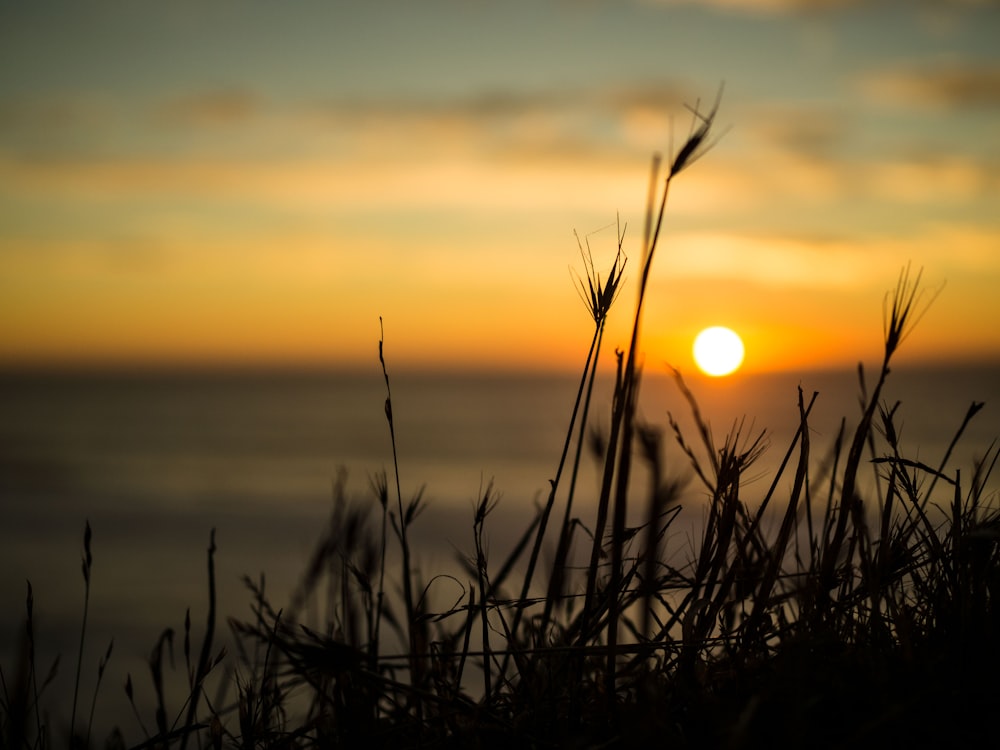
[1, 0, 998, 375]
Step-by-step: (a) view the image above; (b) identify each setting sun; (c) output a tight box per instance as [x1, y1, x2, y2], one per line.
[693, 326, 745, 377]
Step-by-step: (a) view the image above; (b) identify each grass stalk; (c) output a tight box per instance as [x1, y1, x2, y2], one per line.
[179, 528, 217, 750]
[744, 388, 811, 642]
[513, 328, 598, 637]
[543, 322, 606, 628]
[69, 520, 92, 746]
[472, 487, 496, 699]
[84, 639, 113, 750]
[378, 318, 424, 704]
[575, 90, 723, 713]
[820, 265, 935, 596]
[370, 470, 390, 674]
[513, 223, 626, 645]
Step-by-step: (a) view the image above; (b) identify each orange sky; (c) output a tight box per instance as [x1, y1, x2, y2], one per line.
[1, 2, 998, 375]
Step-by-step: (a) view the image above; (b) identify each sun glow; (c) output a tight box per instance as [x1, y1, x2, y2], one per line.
[693, 326, 745, 377]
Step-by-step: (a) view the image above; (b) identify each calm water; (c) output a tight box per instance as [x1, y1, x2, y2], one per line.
[1, 364, 998, 737]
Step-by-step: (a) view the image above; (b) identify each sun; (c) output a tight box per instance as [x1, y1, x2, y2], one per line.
[693, 326, 745, 377]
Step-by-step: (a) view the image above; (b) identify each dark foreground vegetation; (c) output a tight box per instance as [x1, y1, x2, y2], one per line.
[4, 92, 999, 749]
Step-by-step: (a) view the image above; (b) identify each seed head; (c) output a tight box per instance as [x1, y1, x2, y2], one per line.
[670, 83, 725, 178]
[572, 220, 627, 326]
[882, 263, 943, 361]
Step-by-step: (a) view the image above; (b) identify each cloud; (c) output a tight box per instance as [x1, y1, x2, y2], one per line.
[147, 80, 693, 140]
[637, 0, 868, 14]
[641, 0, 997, 14]
[726, 98, 1000, 210]
[298, 79, 697, 160]
[859, 62, 1000, 110]
[156, 89, 259, 126]
[662, 231, 888, 287]
[744, 104, 852, 160]
[660, 223, 1000, 290]
[0, 79, 723, 212]
[0, 78, 721, 183]
[0, 151, 641, 218]
[861, 156, 998, 203]
[0, 93, 112, 142]
[306, 80, 692, 124]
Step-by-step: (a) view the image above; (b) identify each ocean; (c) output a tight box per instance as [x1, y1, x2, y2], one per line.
[1, 364, 998, 738]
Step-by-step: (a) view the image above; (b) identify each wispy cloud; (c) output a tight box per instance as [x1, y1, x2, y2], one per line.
[859, 62, 1000, 111]
[0, 153, 642, 215]
[643, 0, 996, 15]
[0, 93, 116, 157]
[641, 0, 859, 12]
[861, 155, 999, 203]
[141, 80, 698, 163]
[0, 80, 727, 215]
[140, 81, 694, 138]
[303, 80, 693, 125]
[744, 103, 852, 160]
[659, 223, 1000, 289]
[156, 89, 260, 126]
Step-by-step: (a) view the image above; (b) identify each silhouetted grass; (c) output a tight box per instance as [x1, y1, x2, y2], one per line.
[3, 90, 1000, 748]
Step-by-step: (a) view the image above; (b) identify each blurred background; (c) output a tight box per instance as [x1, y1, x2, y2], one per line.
[1, 2, 999, 740]
[1, 0, 998, 373]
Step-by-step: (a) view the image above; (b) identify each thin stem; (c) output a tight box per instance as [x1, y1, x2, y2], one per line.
[179, 529, 217, 750]
[70, 520, 93, 745]
[543, 321, 606, 629]
[514, 324, 600, 637]
[378, 318, 420, 696]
